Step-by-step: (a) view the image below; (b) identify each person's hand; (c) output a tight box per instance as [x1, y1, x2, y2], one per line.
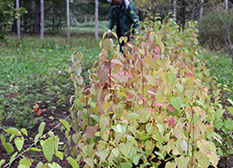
[107, 29, 112, 37]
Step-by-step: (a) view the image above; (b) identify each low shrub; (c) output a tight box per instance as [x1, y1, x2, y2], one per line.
[1, 17, 232, 168]
[67, 18, 222, 167]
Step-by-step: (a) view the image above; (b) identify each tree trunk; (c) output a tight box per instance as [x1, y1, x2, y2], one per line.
[40, 0, 44, 40]
[16, 0, 20, 40]
[34, 0, 40, 33]
[225, 0, 228, 12]
[181, 0, 186, 30]
[173, 0, 176, 21]
[200, 0, 204, 21]
[95, 0, 98, 40]
[66, 0, 70, 41]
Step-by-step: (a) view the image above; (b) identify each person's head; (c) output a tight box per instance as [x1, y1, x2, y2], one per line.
[108, 0, 122, 5]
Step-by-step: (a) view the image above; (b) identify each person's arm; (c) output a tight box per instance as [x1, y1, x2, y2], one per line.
[128, 4, 140, 29]
[108, 6, 115, 34]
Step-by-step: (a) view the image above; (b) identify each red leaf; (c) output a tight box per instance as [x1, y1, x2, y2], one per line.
[154, 102, 163, 107]
[86, 126, 97, 138]
[167, 104, 175, 113]
[97, 69, 108, 86]
[37, 110, 42, 116]
[168, 117, 175, 128]
[154, 46, 160, 53]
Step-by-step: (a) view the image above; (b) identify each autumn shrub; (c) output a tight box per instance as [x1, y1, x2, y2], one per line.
[67, 18, 221, 167]
[2, 18, 232, 168]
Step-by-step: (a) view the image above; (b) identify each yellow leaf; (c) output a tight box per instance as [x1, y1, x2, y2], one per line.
[158, 42, 165, 53]
[207, 152, 218, 167]
[126, 54, 135, 61]
[103, 102, 110, 113]
[199, 154, 210, 168]
[197, 139, 209, 155]
[176, 156, 189, 168]
[165, 162, 176, 168]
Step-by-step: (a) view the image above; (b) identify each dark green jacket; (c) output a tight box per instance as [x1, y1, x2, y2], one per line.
[108, 0, 139, 38]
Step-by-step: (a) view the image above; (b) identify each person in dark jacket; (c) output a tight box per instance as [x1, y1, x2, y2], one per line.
[107, 0, 140, 52]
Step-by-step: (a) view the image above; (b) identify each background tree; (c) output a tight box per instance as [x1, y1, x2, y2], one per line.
[66, 0, 70, 41]
[16, 0, 20, 40]
[95, 0, 99, 40]
[0, 0, 25, 42]
[40, 0, 44, 40]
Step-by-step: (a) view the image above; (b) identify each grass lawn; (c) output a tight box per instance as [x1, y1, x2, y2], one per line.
[200, 49, 233, 99]
[0, 32, 101, 130]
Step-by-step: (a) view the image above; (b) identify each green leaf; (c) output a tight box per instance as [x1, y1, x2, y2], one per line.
[34, 134, 40, 145]
[19, 157, 32, 167]
[214, 121, 223, 130]
[227, 98, 233, 105]
[38, 122, 45, 137]
[29, 147, 42, 152]
[20, 128, 28, 136]
[112, 148, 120, 157]
[154, 151, 164, 160]
[84, 158, 94, 168]
[176, 83, 184, 93]
[113, 103, 124, 117]
[35, 162, 43, 168]
[49, 162, 62, 168]
[170, 97, 183, 111]
[90, 115, 100, 123]
[116, 124, 122, 133]
[224, 119, 233, 130]
[227, 107, 233, 115]
[120, 162, 132, 168]
[216, 109, 224, 120]
[42, 141, 54, 162]
[5, 128, 21, 136]
[96, 151, 107, 161]
[156, 124, 164, 135]
[180, 139, 188, 152]
[1, 134, 6, 143]
[9, 152, 18, 166]
[14, 137, 24, 151]
[0, 159, 5, 167]
[168, 73, 176, 83]
[99, 115, 109, 131]
[3, 142, 14, 153]
[133, 155, 141, 165]
[60, 119, 70, 132]
[128, 113, 139, 121]
[55, 151, 64, 161]
[119, 143, 131, 157]
[137, 108, 150, 123]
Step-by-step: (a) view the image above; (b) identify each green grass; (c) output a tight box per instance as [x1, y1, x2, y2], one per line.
[200, 49, 233, 99]
[0, 32, 101, 129]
